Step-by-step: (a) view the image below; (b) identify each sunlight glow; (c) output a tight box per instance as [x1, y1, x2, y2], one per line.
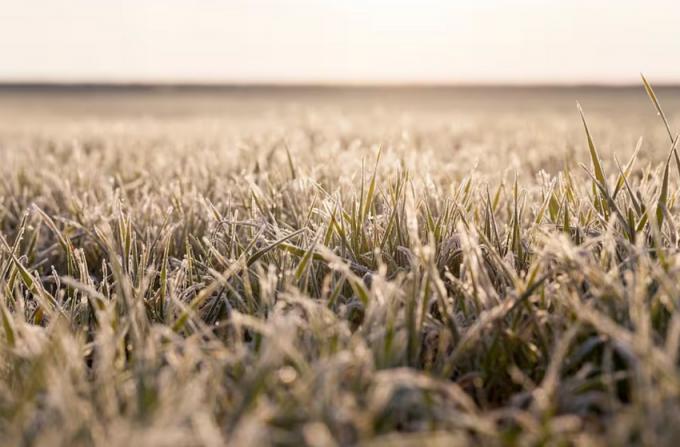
[1, 0, 679, 84]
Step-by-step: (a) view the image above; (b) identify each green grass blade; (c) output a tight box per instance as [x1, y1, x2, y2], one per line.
[641, 73, 674, 143]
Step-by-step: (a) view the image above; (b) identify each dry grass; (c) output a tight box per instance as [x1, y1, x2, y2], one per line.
[1, 82, 680, 446]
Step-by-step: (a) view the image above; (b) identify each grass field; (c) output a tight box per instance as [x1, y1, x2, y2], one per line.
[1, 82, 680, 446]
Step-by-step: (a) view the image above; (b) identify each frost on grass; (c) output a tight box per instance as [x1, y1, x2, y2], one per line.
[1, 83, 680, 446]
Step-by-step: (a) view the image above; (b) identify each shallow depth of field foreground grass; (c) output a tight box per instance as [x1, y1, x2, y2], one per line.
[1, 80, 680, 446]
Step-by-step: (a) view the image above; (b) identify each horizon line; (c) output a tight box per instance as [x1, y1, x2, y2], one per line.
[1, 80, 680, 91]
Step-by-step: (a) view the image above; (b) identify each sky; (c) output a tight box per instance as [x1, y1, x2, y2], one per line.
[1, 0, 680, 85]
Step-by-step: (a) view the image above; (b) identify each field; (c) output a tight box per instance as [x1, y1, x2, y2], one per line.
[1, 84, 680, 446]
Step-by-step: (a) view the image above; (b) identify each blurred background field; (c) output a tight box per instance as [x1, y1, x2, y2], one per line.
[1, 86, 679, 179]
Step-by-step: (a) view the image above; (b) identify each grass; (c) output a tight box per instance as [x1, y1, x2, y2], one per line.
[0, 80, 680, 446]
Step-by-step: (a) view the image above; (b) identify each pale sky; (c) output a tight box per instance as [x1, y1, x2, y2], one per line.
[1, 0, 679, 84]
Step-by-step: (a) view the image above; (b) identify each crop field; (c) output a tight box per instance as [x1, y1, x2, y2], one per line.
[1, 83, 680, 446]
